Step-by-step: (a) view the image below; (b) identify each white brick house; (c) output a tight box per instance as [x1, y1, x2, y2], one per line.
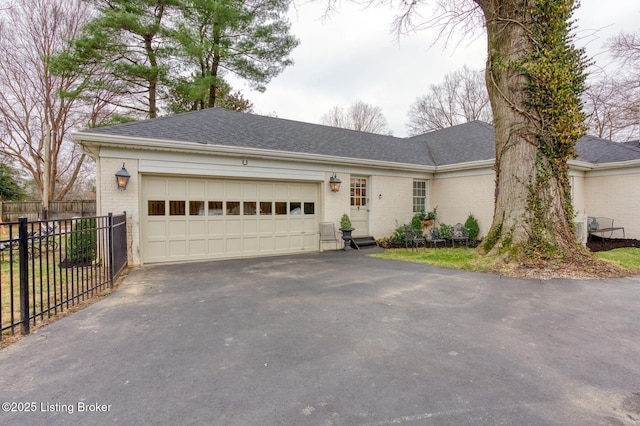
[73, 108, 640, 265]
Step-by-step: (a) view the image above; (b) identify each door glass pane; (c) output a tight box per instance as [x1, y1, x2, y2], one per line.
[350, 177, 367, 207]
[169, 201, 185, 216]
[189, 201, 205, 216]
[148, 200, 165, 216]
[208, 201, 223, 216]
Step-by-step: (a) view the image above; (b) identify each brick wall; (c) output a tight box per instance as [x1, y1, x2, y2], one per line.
[584, 170, 640, 239]
[98, 158, 140, 265]
[432, 172, 495, 239]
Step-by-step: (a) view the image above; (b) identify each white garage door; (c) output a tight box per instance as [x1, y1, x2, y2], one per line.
[141, 176, 319, 263]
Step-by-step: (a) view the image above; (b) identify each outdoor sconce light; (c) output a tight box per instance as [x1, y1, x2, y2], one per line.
[115, 163, 131, 191]
[329, 173, 342, 192]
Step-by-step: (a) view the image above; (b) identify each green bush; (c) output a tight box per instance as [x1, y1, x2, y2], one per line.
[391, 225, 406, 243]
[409, 214, 423, 230]
[465, 214, 480, 241]
[66, 218, 97, 264]
[340, 214, 352, 230]
[439, 223, 452, 240]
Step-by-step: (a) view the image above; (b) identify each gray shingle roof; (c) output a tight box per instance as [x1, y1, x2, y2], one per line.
[409, 121, 496, 166]
[80, 108, 640, 167]
[80, 108, 434, 166]
[575, 135, 640, 164]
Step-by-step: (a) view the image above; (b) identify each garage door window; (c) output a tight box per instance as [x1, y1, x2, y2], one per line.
[304, 202, 315, 215]
[208, 201, 223, 215]
[290, 202, 301, 215]
[244, 202, 257, 215]
[190, 201, 205, 216]
[148, 200, 165, 216]
[275, 202, 287, 215]
[226, 201, 240, 215]
[170, 201, 185, 216]
[260, 202, 272, 215]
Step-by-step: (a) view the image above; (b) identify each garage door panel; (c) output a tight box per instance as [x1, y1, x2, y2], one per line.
[147, 220, 167, 238]
[143, 177, 318, 263]
[168, 179, 186, 197]
[226, 220, 242, 235]
[208, 220, 225, 236]
[169, 221, 186, 237]
[258, 184, 273, 198]
[189, 220, 206, 236]
[258, 219, 274, 234]
[208, 239, 225, 254]
[274, 235, 289, 250]
[226, 238, 242, 253]
[207, 181, 224, 198]
[169, 240, 187, 257]
[243, 219, 258, 234]
[189, 239, 206, 255]
[146, 241, 167, 259]
[242, 183, 258, 198]
[188, 180, 206, 198]
[259, 236, 273, 251]
[145, 178, 166, 198]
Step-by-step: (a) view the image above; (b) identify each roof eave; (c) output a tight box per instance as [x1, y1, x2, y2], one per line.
[73, 132, 436, 173]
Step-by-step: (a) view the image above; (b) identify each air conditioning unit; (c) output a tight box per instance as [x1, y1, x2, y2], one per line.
[574, 214, 588, 245]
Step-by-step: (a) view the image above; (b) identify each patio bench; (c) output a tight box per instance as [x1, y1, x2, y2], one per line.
[587, 216, 625, 240]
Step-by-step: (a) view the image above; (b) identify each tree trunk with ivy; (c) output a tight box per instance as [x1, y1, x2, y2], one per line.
[476, 0, 590, 265]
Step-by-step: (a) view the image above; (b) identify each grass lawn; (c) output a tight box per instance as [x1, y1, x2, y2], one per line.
[371, 247, 640, 276]
[371, 248, 499, 272]
[594, 248, 640, 272]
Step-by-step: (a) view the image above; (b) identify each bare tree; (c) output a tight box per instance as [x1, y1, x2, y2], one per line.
[0, 0, 104, 204]
[321, 101, 389, 134]
[407, 66, 492, 135]
[583, 74, 638, 142]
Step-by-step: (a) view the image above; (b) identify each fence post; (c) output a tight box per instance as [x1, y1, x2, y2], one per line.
[108, 213, 114, 288]
[18, 217, 30, 335]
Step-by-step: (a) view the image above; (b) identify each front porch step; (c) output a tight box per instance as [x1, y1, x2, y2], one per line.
[351, 236, 377, 248]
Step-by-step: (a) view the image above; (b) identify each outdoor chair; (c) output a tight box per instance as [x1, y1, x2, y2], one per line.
[450, 223, 469, 247]
[427, 227, 447, 248]
[404, 226, 426, 250]
[319, 222, 341, 251]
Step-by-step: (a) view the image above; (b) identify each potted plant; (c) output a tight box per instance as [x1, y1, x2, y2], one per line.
[339, 214, 354, 237]
[421, 206, 437, 227]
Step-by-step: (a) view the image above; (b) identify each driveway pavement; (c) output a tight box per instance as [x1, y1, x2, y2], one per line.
[1, 250, 639, 425]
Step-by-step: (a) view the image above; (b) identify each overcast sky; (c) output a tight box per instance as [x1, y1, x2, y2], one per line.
[229, 1, 640, 137]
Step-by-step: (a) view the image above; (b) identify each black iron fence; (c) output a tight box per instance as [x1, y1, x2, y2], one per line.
[0, 213, 128, 338]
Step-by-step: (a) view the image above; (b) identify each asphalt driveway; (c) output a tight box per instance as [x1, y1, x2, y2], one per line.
[1, 250, 639, 425]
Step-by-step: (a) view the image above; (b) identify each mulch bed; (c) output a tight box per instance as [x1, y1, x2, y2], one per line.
[586, 237, 640, 252]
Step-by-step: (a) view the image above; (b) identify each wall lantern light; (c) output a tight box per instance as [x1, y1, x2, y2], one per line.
[329, 173, 341, 192]
[115, 163, 131, 191]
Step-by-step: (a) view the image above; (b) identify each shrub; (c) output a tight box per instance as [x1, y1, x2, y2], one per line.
[439, 223, 452, 240]
[340, 214, 352, 230]
[409, 214, 423, 230]
[66, 218, 97, 265]
[391, 225, 407, 243]
[465, 214, 480, 241]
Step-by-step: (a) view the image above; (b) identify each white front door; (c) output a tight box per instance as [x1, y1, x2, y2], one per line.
[350, 176, 369, 237]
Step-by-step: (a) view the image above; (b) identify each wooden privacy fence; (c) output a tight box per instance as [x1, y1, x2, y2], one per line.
[0, 200, 96, 222]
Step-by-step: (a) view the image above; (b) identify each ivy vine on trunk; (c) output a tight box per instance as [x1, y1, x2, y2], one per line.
[477, 0, 591, 265]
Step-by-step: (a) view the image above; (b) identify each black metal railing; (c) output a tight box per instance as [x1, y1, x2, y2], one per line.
[0, 213, 128, 338]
